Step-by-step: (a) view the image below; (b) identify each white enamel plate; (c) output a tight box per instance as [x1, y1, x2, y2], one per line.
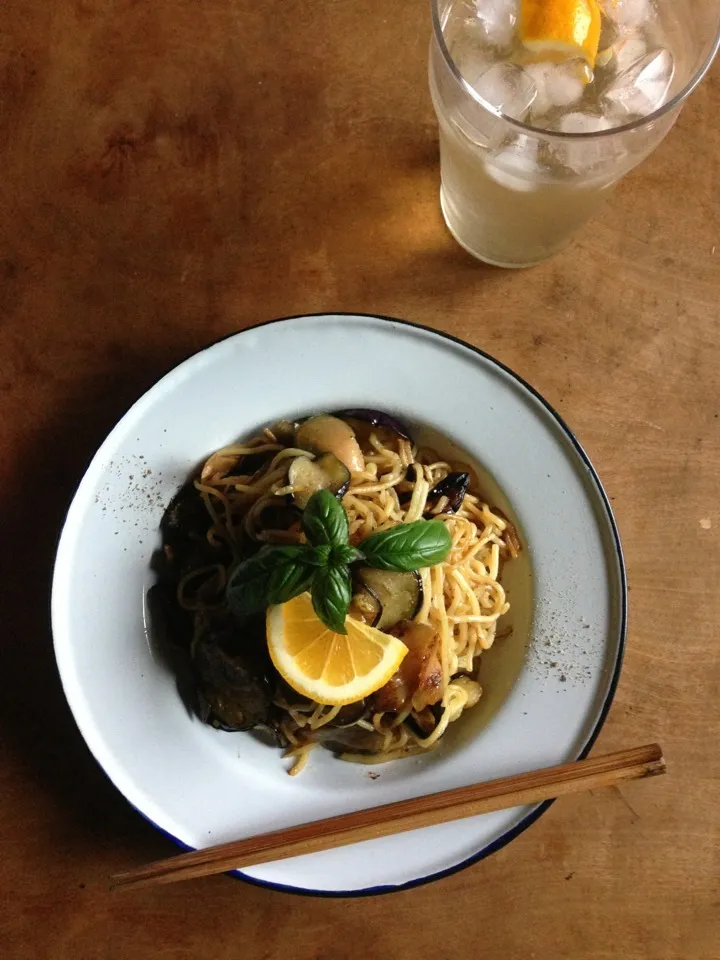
[52, 314, 626, 895]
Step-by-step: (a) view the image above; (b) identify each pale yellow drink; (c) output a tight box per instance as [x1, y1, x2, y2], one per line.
[430, 0, 719, 266]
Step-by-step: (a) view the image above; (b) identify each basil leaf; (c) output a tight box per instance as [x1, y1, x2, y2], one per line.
[330, 544, 362, 567]
[359, 520, 452, 571]
[312, 563, 351, 634]
[267, 559, 315, 606]
[302, 490, 349, 547]
[227, 545, 312, 615]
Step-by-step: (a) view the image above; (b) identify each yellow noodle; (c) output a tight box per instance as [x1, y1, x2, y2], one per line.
[207, 442, 282, 459]
[489, 542, 500, 580]
[431, 564, 451, 690]
[404, 477, 430, 522]
[398, 440, 413, 468]
[286, 743, 314, 776]
[195, 482, 232, 528]
[417, 568, 433, 623]
[448, 614, 502, 624]
[451, 569, 482, 618]
[391, 704, 413, 728]
[269, 447, 316, 469]
[176, 416, 520, 775]
[415, 684, 469, 749]
[230, 465, 290, 497]
[309, 704, 341, 730]
[368, 432, 402, 460]
[349, 466, 405, 495]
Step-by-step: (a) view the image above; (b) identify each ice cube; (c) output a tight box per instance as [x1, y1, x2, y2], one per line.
[524, 62, 588, 118]
[600, 0, 652, 29]
[559, 112, 614, 134]
[457, 52, 496, 91]
[484, 136, 542, 192]
[556, 114, 616, 175]
[604, 48, 674, 116]
[474, 0, 518, 49]
[471, 63, 537, 120]
[612, 32, 648, 72]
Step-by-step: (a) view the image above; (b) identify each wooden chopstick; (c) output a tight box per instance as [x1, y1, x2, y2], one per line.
[111, 743, 665, 890]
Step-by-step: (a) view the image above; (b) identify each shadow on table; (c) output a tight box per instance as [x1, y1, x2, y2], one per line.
[0, 341, 203, 863]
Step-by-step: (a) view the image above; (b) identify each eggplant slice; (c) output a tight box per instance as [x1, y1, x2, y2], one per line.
[333, 408, 412, 441]
[425, 472, 470, 516]
[347, 584, 382, 626]
[314, 724, 388, 755]
[288, 453, 351, 509]
[191, 610, 280, 734]
[353, 567, 422, 631]
[157, 482, 233, 582]
[194, 640, 271, 732]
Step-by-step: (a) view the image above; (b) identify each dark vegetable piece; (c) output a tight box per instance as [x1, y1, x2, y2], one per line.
[333, 408, 412, 441]
[354, 567, 422, 631]
[274, 677, 313, 709]
[405, 707, 439, 737]
[236, 450, 274, 477]
[255, 502, 302, 533]
[194, 641, 271, 731]
[288, 453, 350, 509]
[191, 613, 275, 732]
[330, 700, 369, 727]
[314, 724, 387, 755]
[159, 482, 231, 576]
[161, 482, 212, 552]
[425, 472, 470, 516]
[146, 582, 194, 651]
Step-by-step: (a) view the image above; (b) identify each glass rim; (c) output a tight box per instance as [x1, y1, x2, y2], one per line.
[430, 0, 720, 140]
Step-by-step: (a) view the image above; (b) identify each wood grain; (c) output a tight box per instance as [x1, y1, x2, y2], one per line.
[0, 1, 718, 958]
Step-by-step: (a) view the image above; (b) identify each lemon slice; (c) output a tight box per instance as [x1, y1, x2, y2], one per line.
[267, 593, 408, 706]
[520, 0, 602, 67]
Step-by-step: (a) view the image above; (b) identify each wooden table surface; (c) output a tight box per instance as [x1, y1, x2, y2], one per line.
[1, 2, 718, 958]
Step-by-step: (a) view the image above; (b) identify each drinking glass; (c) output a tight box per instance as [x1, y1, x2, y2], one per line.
[429, 0, 720, 267]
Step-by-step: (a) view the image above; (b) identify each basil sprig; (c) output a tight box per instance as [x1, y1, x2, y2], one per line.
[226, 489, 452, 633]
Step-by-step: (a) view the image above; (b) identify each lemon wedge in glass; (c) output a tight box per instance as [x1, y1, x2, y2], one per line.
[520, 0, 602, 67]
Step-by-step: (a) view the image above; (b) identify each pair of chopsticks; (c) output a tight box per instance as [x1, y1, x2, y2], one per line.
[112, 743, 665, 891]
